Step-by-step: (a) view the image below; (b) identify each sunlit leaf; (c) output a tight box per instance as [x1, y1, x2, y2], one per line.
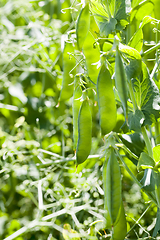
[132, 63, 160, 125]
[138, 152, 155, 171]
[128, 109, 145, 132]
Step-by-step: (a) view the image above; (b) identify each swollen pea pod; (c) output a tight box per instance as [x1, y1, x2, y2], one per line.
[97, 64, 117, 136]
[73, 77, 82, 151]
[112, 202, 127, 240]
[106, 147, 122, 225]
[83, 32, 100, 84]
[76, 3, 90, 51]
[59, 42, 76, 101]
[76, 99, 92, 165]
[115, 47, 128, 119]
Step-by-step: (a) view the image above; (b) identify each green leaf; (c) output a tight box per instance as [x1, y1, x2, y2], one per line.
[113, 0, 127, 21]
[153, 145, 160, 164]
[153, 208, 160, 237]
[99, 17, 117, 36]
[128, 109, 145, 132]
[90, 0, 108, 22]
[130, 0, 154, 22]
[128, 16, 152, 52]
[138, 152, 155, 171]
[103, 0, 127, 21]
[121, 133, 146, 158]
[140, 169, 155, 191]
[119, 44, 142, 79]
[90, 0, 127, 35]
[132, 63, 160, 125]
[128, 28, 143, 52]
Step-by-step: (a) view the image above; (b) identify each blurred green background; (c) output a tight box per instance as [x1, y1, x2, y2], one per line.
[0, 0, 159, 239]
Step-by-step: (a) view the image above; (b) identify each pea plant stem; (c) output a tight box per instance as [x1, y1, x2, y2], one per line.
[141, 42, 160, 57]
[128, 79, 138, 111]
[141, 126, 153, 158]
[155, 120, 160, 145]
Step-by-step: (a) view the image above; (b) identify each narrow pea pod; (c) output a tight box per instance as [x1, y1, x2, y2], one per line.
[73, 77, 82, 151]
[115, 47, 128, 119]
[154, 172, 160, 208]
[97, 64, 117, 136]
[103, 149, 112, 229]
[76, 99, 92, 165]
[83, 32, 100, 84]
[59, 42, 76, 101]
[76, 3, 90, 51]
[106, 147, 122, 224]
[112, 202, 127, 240]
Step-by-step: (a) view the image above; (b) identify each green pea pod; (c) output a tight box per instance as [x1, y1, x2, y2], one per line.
[106, 148, 122, 224]
[112, 202, 127, 240]
[76, 3, 90, 51]
[103, 150, 112, 229]
[115, 47, 128, 119]
[76, 99, 92, 165]
[154, 172, 160, 208]
[73, 77, 82, 151]
[59, 42, 76, 101]
[83, 32, 100, 84]
[97, 64, 117, 136]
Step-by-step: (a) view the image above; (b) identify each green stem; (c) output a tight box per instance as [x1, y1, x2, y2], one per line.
[155, 121, 160, 145]
[115, 143, 139, 161]
[128, 79, 138, 111]
[141, 126, 153, 158]
[141, 42, 160, 57]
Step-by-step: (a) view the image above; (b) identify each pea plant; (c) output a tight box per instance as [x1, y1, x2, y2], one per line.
[59, 0, 160, 239]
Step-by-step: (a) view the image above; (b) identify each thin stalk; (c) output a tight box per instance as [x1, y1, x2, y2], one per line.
[128, 79, 138, 111]
[141, 42, 160, 57]
[36, 154, 101, 168]
[115, 143, 139, 161]
[155, 120, 160, 145]
[126, 203, 152, 235]
[141, 126, 153, 158]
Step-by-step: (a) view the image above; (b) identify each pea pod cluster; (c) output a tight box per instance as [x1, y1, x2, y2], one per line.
[59, 42, 76, 101]
[97, 64, 117, 136]
[76, 99, 92, 165]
